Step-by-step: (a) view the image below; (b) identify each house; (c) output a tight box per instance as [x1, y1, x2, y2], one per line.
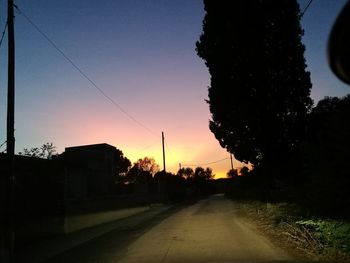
[62, 143, 119, 200]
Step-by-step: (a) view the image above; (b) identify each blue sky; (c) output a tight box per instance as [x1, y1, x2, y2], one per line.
[0, 0, 349, 177]
[300, 0, 349, 100]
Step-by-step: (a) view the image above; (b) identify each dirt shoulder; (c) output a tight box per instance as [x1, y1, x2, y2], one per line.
[232, 199, 350, 263]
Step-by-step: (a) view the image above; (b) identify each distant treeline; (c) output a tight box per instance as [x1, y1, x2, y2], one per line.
[114, 156, 219, 200]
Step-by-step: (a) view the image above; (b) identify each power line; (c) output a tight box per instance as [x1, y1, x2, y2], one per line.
[0, 22, 7, 48]
[135, 140, 159, 153]
[14, 5, 158, 138]
[300, 0, 314, 17]
[182, 157, 230, 167]
[164, 141, 173, 158]
[0, 140, 7, 149]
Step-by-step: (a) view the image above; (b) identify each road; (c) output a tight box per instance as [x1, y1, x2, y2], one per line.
[45, 194, 297, 263]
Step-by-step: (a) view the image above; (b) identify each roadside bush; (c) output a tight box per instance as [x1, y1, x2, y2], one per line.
[297, 219, 350, 254]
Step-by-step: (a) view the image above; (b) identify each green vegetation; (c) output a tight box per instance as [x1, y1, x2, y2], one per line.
[236, 201, 350, 261]
[296, 219, 350, 254]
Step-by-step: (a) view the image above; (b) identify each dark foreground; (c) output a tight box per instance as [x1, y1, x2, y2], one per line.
[19, 194, 324, 263]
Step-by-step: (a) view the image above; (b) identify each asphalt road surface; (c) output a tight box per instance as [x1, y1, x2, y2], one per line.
[45, 194, 298, 263]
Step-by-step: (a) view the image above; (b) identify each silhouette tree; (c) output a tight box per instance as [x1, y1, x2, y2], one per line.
[299, 95, 350, 216]
[196, 0, 312, 177]
[114, 149, 131, 176]
[176, 167, 186, 178]
[183, 167, 194, 180]
[194, 167, 214, 181]
[205, 167, 214, 180]
[114, 149, 132, 185]
[134, 157, 159, 175]
[18, 142, 57, 159]
[126, 157, 159, 184]
[177, 167, 197, 180]
[189, 167, 214, 194]
[227, 169, 238, 178]
[153, 170, 188, 199]
[239, 166, 250, 177]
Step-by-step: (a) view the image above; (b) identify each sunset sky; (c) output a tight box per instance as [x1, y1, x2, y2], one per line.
[0, 0, 349, 178]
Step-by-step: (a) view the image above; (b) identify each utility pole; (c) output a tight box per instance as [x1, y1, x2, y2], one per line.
[3, 0, 15, 262]
[230, 153, 234, 171]
[179, 163, 181, 170]
[2, 1, 16, 261]
[162, 132, 166, 172]
[7, 0, 15, 157]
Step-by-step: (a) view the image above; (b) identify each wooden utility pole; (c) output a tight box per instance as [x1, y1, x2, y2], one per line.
[7, 0, 15, 157]
[230, 154, 234, 171]
[162, 132, 166, 172]
[3, 0, 16, 261]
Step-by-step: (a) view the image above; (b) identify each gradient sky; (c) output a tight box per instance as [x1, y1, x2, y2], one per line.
[0, 0, 349, 178]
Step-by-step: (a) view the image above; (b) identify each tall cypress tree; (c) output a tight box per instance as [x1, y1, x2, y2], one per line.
[196, 0, 312, 176]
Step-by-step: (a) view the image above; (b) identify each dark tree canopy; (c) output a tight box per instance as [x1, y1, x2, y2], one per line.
[18, 142, 57, 159]
[114, 148, 131, 177]
[133, 157, 159, 176]
[125, 157, 159, 184]
[194, 167, 214, 181]
[176, 167, 214, 181]
[227, 169, 238, 178]
[196, 0, 312, 173]
[177, 167, 194, 179]
[299, 95, 350, 216]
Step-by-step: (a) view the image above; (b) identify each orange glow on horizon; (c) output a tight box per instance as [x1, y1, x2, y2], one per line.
[123, 145, 233, 179]
[52, 114, 242, 180]
[213, 170, 228, 179]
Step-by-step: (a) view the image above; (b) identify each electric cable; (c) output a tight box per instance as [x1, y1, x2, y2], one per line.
[164, 141, 173, 159]
[0, 140, 7, 149]
[301, 0, 314, 17]
[0, 22, 7, 48]
[14, 5, 158, 138]
[135, 140, 159, 153]
[182, 157, 230, 167]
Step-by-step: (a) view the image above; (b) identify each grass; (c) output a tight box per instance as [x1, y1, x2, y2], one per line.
[296, 219, 350, 254]
[234, 200, 350, 262]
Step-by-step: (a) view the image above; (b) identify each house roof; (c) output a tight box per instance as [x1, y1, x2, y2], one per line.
[65, 143, 117, 153]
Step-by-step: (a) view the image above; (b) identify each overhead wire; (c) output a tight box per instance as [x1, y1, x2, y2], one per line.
[0, 140, 7, 149]
[164, 141, 173, 159]
[0, 22, 7, 48]
[14, 5, 158, 138]
[135, 140, 159, 153]
[12, 4, 231, 169]
[300, 0, 314, 18]
[182, 157, 230, 168]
